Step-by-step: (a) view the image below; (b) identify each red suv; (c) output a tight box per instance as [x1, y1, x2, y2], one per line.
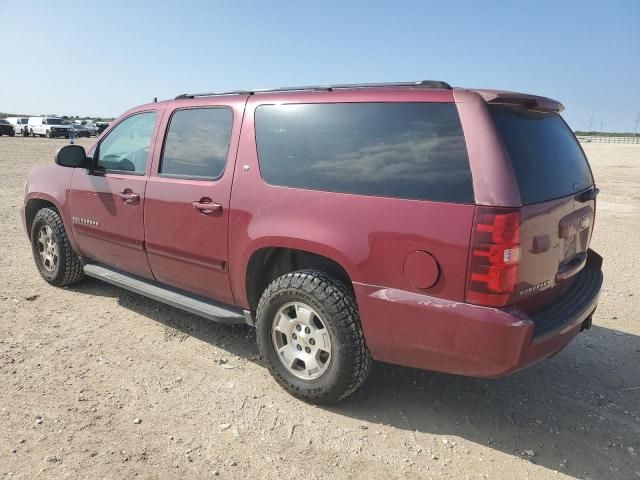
[23, 81, 603, 403]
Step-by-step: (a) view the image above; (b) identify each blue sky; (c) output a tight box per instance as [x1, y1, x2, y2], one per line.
[1, 0, 638, 132]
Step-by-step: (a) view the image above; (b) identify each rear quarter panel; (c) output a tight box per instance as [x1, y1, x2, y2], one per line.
[228, 91, 476, 310]
[454, 89, 521, 207]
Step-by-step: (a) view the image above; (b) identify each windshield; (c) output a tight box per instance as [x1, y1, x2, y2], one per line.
[490, 105, 593, 204]
[0, 120, 9, 125]
[46, 118, 67, 125]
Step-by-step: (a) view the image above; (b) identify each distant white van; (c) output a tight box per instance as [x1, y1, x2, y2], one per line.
[28, 117, 73, 138]
[6, 117, 29, 136]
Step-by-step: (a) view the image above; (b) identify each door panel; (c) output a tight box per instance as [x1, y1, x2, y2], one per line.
[144, 101, 246, 304]
[69, 171, 153, 277]
[69, 109, 161, 278]
[144, 177, 234, 303]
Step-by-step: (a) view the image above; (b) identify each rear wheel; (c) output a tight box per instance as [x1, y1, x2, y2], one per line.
[30, 208, 84, 286]
[256, 270, 371, 403]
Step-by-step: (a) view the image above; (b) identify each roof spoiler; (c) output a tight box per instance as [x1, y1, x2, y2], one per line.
[473, 89, 565, 113]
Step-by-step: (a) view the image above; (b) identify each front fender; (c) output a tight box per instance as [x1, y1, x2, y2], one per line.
[23, 164, 78, 251]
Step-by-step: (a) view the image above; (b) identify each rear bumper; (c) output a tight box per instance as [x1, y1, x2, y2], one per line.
[356, 251, 603, 377]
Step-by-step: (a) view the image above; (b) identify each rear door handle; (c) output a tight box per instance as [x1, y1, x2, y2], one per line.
[118, 190, 140, 204]
[556, 251, 588, 281]
[192, 198, 222, 216]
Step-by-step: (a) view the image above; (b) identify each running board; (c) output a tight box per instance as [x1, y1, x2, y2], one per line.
[83, 263, 253, 326]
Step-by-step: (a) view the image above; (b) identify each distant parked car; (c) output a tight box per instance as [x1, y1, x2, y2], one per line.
[6, 117, 29, 136]
[0, 119, 16, 136]
[71, 123, 91, 138]
[95, 122, 110, 135]
[28, 117, 73, 138]
[80, 121, 99, 137]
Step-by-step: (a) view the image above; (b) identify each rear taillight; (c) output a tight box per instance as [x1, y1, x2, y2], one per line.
[465, 207, 521, 307]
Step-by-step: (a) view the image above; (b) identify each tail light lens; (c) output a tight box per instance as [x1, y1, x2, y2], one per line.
[466, 207, 521, 307]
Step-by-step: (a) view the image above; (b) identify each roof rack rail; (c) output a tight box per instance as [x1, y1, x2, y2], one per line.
[174, 80, 452, 100]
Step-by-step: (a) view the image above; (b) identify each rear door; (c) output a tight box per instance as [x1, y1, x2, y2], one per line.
[143, 99, 245, 305]
[69, 110, 161, 278]
[489, 105, 596, 306]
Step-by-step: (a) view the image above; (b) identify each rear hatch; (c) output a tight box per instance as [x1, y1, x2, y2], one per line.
[489, 104, 597, 310]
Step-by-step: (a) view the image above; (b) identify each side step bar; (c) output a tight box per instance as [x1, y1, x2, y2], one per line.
[83, 263, 253, 326]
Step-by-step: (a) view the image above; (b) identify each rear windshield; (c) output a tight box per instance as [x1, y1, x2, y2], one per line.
[255, 102, 474, 203]
[489, 105, 593, 204]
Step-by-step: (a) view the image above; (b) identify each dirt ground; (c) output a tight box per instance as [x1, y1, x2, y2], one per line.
[0, 137, 638, 480]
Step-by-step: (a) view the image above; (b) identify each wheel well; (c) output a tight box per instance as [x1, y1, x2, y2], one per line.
[25, 199, 57, 235]
[246, 247, 352, 311]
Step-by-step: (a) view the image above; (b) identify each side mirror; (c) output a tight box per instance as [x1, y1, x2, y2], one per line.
[55, 144, 89, 168]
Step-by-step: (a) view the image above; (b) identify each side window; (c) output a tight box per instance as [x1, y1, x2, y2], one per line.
[160, 107, 233, 179]
[96, 111, 157, 174]
[255, 102, 473, 203]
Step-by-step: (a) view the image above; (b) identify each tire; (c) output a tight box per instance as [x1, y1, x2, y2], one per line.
[9, 130, 15, 137]
[256, 270, 372, 404]
[30, 208, 84, 286]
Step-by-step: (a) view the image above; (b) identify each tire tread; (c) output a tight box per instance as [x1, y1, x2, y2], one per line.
[32, 208, 84, 286]
[256, 270, 372, 403]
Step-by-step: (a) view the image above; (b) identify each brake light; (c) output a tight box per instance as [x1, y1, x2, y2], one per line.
[465, 207, 521, 307]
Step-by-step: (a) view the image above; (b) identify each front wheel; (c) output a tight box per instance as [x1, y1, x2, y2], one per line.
[256, 270, 372, 404]
[30, 208, 84, 286]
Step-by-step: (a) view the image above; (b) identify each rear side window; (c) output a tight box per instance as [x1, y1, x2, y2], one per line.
[160, 107, 233, 179]
[489, 105, 593, 204]
[255, 102, 473, 203]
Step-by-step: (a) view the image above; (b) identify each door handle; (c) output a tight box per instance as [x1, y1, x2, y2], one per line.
[556, 251, 588, 281]
[118, 190, 140, 204]
[192, 198, 222, 216]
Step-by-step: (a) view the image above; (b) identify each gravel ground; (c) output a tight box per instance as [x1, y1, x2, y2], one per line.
[0, 137, 639, 480]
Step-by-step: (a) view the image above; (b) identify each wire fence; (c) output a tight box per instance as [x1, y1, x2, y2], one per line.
[577, 135, 640, 144]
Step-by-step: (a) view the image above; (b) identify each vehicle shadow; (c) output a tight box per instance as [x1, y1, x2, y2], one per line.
[69, 278, 639, 480]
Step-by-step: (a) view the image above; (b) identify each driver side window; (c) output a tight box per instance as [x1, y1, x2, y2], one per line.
[96, 111, 157, 174]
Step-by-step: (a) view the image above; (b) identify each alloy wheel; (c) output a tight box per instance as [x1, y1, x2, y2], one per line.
[37, 225, 58, 272]
[271, 302, 332, 380]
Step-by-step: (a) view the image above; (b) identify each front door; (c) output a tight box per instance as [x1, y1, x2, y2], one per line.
[144, 102, 243, 304]
[69, 110, 161, 278]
